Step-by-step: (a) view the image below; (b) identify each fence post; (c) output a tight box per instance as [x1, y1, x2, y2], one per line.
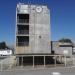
[21, 56, 23, 67]
[1, 62, 3, 71]
[17, 57, 19, 66]
[33, 56, 34, 68]
[44, 56, 45, 67]
[55, 56, 56, 67]
[65, 56, 67, 67]
[72, 56, 75, 66]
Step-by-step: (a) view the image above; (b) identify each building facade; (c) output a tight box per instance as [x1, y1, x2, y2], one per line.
[15, 3, 51, 66]
[16, 3, 51, 54]
[51, 41, 73, 56]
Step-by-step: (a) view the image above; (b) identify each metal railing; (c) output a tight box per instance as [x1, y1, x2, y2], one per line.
[16, 42, 29, 46]
[17, 19, 29, 23]
[0, 55, 75, 71]
[18, 30, 29, 35]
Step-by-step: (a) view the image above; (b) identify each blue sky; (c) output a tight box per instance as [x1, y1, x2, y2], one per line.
[0, 0, 75, 45]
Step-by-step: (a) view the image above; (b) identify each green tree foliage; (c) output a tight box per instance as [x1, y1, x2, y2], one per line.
[0, 41, 9, 49]
[59, 38, 73, 43]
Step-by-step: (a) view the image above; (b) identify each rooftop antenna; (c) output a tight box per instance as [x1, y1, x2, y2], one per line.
[28, 0, 30, 8]
[28, 0, 29, 4]
[37, 0, 39, 5]
[32, 0, 34, 4]
[19, 0, 21, 3]
[28, 0, 31, 5]
[43, 0, 45, 5]
[27, 0, 31, 5]
[20, 0, 23, 3]
[18, 2, 21, 4]
[43, 0, 44, 4]
[18, 2, 21, 8]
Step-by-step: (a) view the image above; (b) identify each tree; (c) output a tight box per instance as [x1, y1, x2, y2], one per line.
[0, 41, 9, 49]
[58, 38, 73, 43]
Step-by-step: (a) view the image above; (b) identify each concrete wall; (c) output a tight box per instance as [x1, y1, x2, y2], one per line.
[52, 41, 73, 56]
[16, 4, 51, 54]
[30, 5, 51, 53]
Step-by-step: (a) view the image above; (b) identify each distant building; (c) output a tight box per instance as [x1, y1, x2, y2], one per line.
[51, 41, 74, 56]
[73, 46, 75, 54]
[15, 3, 51, 66]
[0, 49, 12, 56]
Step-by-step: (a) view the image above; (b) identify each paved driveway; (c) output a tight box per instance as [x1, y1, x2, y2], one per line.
[0, 67, 75, 75]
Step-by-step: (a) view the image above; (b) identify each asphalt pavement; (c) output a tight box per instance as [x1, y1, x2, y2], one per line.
[0, 67, 75, 75]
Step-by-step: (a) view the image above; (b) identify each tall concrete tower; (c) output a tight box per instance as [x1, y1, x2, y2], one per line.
[16, 3, 51, 66]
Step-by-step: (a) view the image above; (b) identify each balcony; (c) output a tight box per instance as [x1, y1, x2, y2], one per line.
[17, 14, 29, 24]
[16, 42, 29, 46]
[17, 19, 29, 24]
[17, 25, 29, 35]
[18, 30, 29, 35]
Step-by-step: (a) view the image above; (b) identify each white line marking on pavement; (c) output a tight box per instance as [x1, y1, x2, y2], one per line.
[52, 72, 61, 75]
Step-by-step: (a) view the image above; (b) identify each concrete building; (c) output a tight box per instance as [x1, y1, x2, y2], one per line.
[51, 41, 73, 56]
[15, 3, 51, 66]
